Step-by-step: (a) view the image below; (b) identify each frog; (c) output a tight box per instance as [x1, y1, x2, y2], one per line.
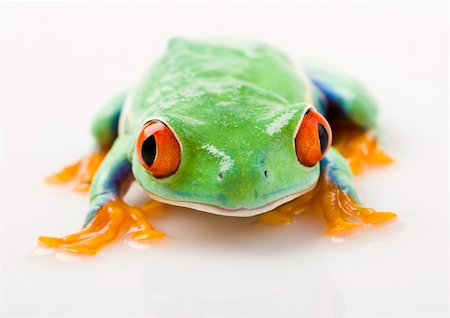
[39, 38, 396, 255]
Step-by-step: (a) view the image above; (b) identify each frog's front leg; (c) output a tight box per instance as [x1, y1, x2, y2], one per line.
[39, 136, 166, 255]
[261, 148, 396, 237]
[316, 148, 397, 236]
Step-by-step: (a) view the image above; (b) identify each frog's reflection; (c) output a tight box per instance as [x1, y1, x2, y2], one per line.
[122, 184, 344, 316]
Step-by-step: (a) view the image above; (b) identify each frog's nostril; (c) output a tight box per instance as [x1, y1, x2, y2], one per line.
[264, 170, 268, 178]
[218, 172, 224, 180]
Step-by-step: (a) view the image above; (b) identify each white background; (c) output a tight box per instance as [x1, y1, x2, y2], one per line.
[0, 2, 448, 317]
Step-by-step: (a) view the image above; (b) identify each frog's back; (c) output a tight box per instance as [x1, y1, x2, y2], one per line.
[122, 38, 315, 134]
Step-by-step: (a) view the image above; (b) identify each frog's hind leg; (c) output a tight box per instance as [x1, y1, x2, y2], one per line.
[39, 136, 166, 255]
[303, 60, 393, 174]
[331, 122, 393, 175]
[45, 148, 109, 192]
[46, 93, 127, 192]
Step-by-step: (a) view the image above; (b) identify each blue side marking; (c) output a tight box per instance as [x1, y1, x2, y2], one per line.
[320, 149, 360, 203]
[311, 79, 349, 114]
[84, 159, 131, 226]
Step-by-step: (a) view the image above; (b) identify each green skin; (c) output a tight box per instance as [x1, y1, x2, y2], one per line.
[87, 38, 378, 223]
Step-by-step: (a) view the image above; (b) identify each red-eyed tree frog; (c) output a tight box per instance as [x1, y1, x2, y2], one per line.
[40, 38, 396, 255]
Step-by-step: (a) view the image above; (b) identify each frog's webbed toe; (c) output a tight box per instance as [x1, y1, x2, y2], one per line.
[45, 148, 109, 192]
[38, 199, 166, 255]
[332, 124, 393, 175]
[317, 177, 397, 237]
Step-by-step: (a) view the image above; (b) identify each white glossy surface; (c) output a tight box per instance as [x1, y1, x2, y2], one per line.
[0, 2, 448, 317]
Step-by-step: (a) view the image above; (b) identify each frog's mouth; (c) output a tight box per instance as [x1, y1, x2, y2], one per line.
[145, 186, 315, 217]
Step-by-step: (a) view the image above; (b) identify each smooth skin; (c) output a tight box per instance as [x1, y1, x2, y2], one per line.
[41, 38, 396, 255]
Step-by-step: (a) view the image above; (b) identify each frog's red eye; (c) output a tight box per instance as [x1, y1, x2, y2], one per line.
[136, 120, 181, 178]
[295, 109, 332, 167]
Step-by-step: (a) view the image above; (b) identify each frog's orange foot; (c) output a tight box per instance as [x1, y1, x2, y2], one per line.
[318, 179, 397, 237]
[333, 127, 393, 175]
[45, 148, 109, 192]
[38, 199, 166, 255]
[260, 176, 396, 237]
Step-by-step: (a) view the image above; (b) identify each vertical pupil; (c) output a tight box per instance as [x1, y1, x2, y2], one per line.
[318, 123, 328, 154]
[142, 135, 157, 167]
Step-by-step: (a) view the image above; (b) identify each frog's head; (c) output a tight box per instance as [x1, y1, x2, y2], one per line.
[131, 90, 331, 216]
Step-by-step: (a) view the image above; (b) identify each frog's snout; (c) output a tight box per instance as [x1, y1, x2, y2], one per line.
[144, 160, 315, 216]
[210, 163, 278, 208]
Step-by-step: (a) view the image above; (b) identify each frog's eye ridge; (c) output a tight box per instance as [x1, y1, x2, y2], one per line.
[295, 109, 332, 167]
[136, 120, 181, 178]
